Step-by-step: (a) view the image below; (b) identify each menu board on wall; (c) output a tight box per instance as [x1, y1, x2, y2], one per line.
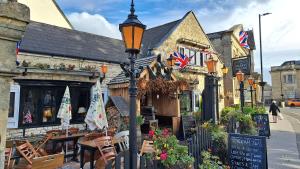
[229, 133, 267, 169]
[252, 114, 271, 137]
[232, 56, 251, 76]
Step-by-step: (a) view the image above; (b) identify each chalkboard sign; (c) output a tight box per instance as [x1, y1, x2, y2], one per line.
[229, 133, 267, 169]
[252, 114, 270, 137]
[232, 56, 251, 76]
[180, 115, 196, 140]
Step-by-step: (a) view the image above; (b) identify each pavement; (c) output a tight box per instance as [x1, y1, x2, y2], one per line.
[267, 108, 300, 169]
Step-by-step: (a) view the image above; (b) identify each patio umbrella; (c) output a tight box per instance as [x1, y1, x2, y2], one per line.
[57, 86, 72, 129]
[57, 86, 72, 160]
[85, 80, 108, 131]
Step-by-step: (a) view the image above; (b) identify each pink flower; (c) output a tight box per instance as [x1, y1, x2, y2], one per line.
[149, 130, 155, 138]
[160, 152, 168, 160]
[162, 128, 169, 137]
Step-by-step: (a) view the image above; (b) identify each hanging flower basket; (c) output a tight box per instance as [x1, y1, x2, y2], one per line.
[138, 78, 148, 90]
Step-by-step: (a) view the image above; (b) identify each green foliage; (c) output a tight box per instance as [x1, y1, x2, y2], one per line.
[199, 151, 227, 169]
[220, 108, 257, 135]
[202, 122, 228, 163]
[136, 115, 144, 126]
[149, 128, 194, 168]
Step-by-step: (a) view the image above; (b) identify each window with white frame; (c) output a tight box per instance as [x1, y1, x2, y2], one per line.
[283, 74, 296, 84]
[7, 84, 20, 128]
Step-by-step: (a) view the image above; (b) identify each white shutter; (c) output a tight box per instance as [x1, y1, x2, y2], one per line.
[7, 84, 20, 128]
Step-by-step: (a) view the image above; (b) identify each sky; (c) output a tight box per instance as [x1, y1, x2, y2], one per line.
[56, 0, 300, 84]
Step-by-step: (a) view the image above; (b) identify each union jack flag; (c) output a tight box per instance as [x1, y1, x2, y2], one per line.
[172, 52, 190, 69]
[239, 31, 250, 49]
[23, 110, 33, 124]
[16, 40, 21, 66]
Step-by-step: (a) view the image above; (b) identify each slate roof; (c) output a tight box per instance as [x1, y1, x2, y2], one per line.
[110, 96, 129, 117]
[109, 56, 156, 84]
[281, 60, 300, 66]
[20, 21, 128, 64]
[207, 31, 229, 40]
[141, 20, 181, 56]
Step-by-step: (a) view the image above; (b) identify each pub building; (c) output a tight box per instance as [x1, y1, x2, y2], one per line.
[6, 21, 126, 139]
[108, 11, 226, 135]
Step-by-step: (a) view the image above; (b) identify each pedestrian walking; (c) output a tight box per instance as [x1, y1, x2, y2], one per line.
[269, 100, 280, 123]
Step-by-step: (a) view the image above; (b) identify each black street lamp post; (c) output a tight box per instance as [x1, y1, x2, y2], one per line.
[248, 76, 254, 108]
[119, 1, 146, 169]
[236, 70, 245, 112]
[259, 12, 271, 106]
[204, 56, 219, 123]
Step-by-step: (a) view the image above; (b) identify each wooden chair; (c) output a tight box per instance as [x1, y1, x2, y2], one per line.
[139, 140, 155, 156]
[45, 130, 63, 154]
[16, 140, 41, 165]
[4, 148, 15, 169]
[81, 132, 103, 165]
[33, 134, 52, 156]
[114, 130, 129, 152]
[94, 136, 117, 169]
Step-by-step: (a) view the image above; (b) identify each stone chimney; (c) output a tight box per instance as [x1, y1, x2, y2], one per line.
[0, 0, 29, 168]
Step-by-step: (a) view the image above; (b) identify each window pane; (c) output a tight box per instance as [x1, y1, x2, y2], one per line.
[180, 91, 192, 112]
[184, 48, 189, 57]
[180, 47, 184, 55]
[196, 52, 201, 66]
[8, 92, 15, 118]
[195, 94, 200, 108]
[190, 50, 195, 65]
[21, 89, 37, 125]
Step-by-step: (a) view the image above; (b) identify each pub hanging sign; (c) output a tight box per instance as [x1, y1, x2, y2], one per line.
[232, 56, 251, 76]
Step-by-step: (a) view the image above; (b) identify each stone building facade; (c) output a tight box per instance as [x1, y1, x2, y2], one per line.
[0, 0, 29, 167]
[5, 21, 126, 139]
[207, 25, 260, 107]
[142, 11, 225, 118]
[270, 60, 300, 101]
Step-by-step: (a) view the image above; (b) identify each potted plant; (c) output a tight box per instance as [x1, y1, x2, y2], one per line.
[148, 128, 194, 169]
[136, 115, 144, 148]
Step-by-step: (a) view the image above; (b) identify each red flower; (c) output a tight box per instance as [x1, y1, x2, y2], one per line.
[160, 152, 168, 160]
[149, 130, 155, 138]
[162, 128, 169, 137]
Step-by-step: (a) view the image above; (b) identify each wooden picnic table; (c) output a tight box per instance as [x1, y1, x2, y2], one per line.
[50, 132, 87, 162]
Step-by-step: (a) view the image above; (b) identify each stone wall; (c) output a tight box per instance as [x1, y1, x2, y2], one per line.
[0, 1, 29, 167]
[6, 123, 86, 140]
[17, 52, 123, 87]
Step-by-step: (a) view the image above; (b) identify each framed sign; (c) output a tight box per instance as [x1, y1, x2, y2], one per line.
[232, 56, 251, 76]
[252, 114, 271, 137]
[229, 133, 267, 169]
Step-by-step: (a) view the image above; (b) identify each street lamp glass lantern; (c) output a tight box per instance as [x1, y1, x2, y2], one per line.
[253, 83, 257, 90]
[236, 70, 244, 82]
[167, 54, 176, 67]
[101, 64, 108, 74]
[248, 76, 254, 86]
[221, 65, 229, 76]
[205, 56, 218, 74]
[119, 13, 146, 53]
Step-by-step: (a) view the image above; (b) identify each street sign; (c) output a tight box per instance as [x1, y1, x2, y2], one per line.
[232, 56, 251, 76]
[252, 114, 271, 137]
[228, 133, 267, 169]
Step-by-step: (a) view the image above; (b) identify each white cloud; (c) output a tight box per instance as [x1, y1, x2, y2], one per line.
[194, 0, 300, 84]
[67, 12, 121, 39]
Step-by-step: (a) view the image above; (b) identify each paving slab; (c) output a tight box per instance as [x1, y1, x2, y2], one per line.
[267, 113, 300, 169]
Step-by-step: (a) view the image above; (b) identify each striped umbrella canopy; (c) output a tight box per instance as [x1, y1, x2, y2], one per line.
[85, 80, 108, 130]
